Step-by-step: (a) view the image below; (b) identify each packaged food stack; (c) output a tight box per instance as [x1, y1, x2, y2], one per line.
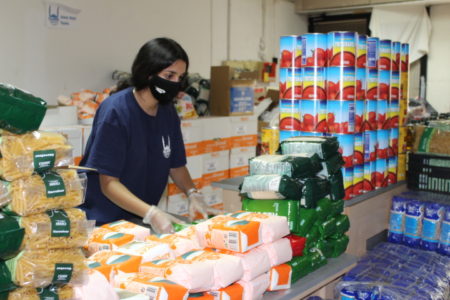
[335, 243, 450, 299]
[387, 191, 450, 256]
[0, 84, 92, 299]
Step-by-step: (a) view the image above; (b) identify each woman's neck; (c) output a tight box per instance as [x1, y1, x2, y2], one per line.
[133, 88, 158, 116]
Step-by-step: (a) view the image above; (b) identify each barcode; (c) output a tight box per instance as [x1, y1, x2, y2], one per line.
[145, 286, 158, 300]
[228, 232, 238, 251]
[100, 244, 110, 250]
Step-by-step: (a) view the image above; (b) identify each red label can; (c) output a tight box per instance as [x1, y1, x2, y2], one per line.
[327, 31, 357, 67]
[279, 68, 302, 100]
[355, 100, 364, 133]
[364, 130, 377, 162]
[279, 35, 298, 68]
[379, 39, 392, 71]
[300, 100, 327, 132]
[334, 133, 355, 168]
[375, 158, 388, 188]
[327, 100, 355, 134]
[353, 164, 364, 196]
[357, 34, 367, 68]
[366, 69, 378, 100]
[391, 41, 401, 72]
[363, 100, 377, 131]
[279, 99, 301, 131]
[378, 70, 390, 101]
[390, 71, 400, 101]
[401, 43, 409, 73]
[354, 132, 364, 165]
[343, 166, 354, 200]
[363, 161, 375, 192]
[389, 127, 399, 157]
[377, 129, 389, 159]
[302, 33, 327, 67]
[377, 99, 389, 130]
[302, 67, 326, 100]
[387, 156, 398, 185]
[389, 100, 399, 128]
[326, 66, 356, 101]
[356, 68, 366, 100]
[367, 37, 379, 69]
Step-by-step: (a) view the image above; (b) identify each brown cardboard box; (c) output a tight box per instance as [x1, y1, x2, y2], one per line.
[210, 66, 255, 116]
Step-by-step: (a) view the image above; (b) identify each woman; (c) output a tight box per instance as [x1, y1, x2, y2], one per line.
[80, 37, 208, 233]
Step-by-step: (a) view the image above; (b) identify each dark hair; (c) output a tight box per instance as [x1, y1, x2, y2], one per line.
[115, 37, 189, 92]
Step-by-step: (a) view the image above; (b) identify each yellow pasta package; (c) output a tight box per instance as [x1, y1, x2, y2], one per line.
[19, 208, 95, 250]
[0, 169, 87, 216]
[5, 248, 88, 287]
[0, 130, 73, 181]
[7, 285, 75, 300]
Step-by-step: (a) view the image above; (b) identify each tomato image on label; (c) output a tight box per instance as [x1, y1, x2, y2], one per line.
[376, 129, 389, 159]
[302, 67, 326, 100]
[357, 34, 367, 68]
[353, 132, 364, 165]
[363, 161, 375, 192]
[355, 100, 364, 133]
[279, 100, 301, 131]
[327, 101, 354, 134]
[356, 68, 366, 100]
[301, 100, 327, 132]
[391, 41, 401, 72]
[375, 158, 388, 188]
[377, 100, 389, 130]
[326, 67, 356, 101]
[335, 134, 355, 168]
[366, 69, 378, 100]
[390, 71, 400, 101]
[401, 43, 409, 72]
[280, 35, 297, 68]
[362, 100, 377, 131]
[302, 34, 327, 67]
[378, 40, 392, 71]
[327, 32, 356, 67]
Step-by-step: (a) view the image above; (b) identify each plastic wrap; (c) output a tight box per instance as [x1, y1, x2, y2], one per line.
[280, 136, 340, 160]
[7, 286, 76, 300]
[240, 175, 303, 200]
[5, 248, 87, 287]
[0, 131, 73, 181]
[0, 212, 24, 260]
[101, 220, 150, 242]
[304, 225, 320, 250]
[438, 205, 450, 256]
[330, 199, 344, 217]
[287, 255, 313, 282]
[1, 170, 86, 216]
[315, 198, 333, 222]
[317, 217, 337, 239]
[85, 227, 135, 256]
[249, 154, 322, 179]
[333, 215, 350, 237]
[296, 208, 317, 236]
[387, 195, 407, 244]
[286, 234, 306, 257]
[413, 125, 450, 156]
[329, 170, 345, 201]
[318, 153, 345, 177]
[299, 177, 331, 208]
[0, 261, 15, 298]
[330, 234, 349, 258]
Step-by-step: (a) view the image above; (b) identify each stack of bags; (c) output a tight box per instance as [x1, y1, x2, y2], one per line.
[0, 84, 92, 299]
[86, 212, 293, 300]
[240, 136, 350, 282]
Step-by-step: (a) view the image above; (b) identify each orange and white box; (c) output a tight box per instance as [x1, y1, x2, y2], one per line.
[116, 240, 172, 263]
[202, 150, 230, 186]
[203, 117, 231, 153]
[201, 185, 224, 211]
[101, 220, 150, 241]
[229, 116, 258, 149]
[208, 282, 244, 300]
[87, 250, 142, 281]
[181, 119, 205, 157]
[229, 146, 256, 178]
[267, 264, 292, 291]
[41, 125, 83, 165]
[85, 227, 135, 256]
[114, 273, 189, 300]
[168, 156, 203, 197]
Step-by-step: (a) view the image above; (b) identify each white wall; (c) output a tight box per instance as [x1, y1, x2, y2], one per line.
[0, 0, 306, 105]
[427, 4, 450, 113]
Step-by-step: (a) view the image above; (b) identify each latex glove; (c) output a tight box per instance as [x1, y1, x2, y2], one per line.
[143, 205, 185, 234]
[188, 191, 208, 220]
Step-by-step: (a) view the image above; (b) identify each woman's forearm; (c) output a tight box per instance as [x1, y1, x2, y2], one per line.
[169, 166, 196, 194]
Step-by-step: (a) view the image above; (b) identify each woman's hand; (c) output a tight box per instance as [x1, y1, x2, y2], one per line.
[143, 205, 185, 234]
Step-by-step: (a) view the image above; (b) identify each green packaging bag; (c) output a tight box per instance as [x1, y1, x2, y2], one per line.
[298, 177, 330, 209]
[0, 83, 47, 134]
[304, 225, 320, 250]
[296, 208, 316, 236]
[315, 198, 333, 221]
[333, 214, 350, 236]
[309, 249, 328, 271]
[315, 239, 333, 258]
[329, 170, 345, 201]
[0, 213, 24, 260]
[318, 153, 345, 177]
[287, 255, 313, 282]
[0, 261, 15, 299]
[330, 234, 350, 258]
[241, 198, 300, 232]
[240, 175, 303, 200]
[330, 199, 344, 217]
[249, 154, 322, 179]
[317, 217, 337, 239]
[280, 136, 339, 160]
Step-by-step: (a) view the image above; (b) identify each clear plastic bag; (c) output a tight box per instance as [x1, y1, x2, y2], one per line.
[7, 286, 77, 300]
[249, 154, 322, 179]
[240, 175, 303, 200]
[280, 136, 339, 160]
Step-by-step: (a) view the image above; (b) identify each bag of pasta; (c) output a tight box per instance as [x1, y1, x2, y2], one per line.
[0, 130, 73, 181]
[1, 169, 87, 216]
[5, 248, 87, 287]
[18, 208, 94, 250]
[6, 285, 75, 300]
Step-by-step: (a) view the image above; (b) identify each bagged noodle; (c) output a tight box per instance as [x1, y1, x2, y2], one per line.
[280, 136, 340, 160]
[240, 175, 303, 200]
[0, 130, 73, 181]
[5, 248, 87, 287]
[249, 154, 322, 179]
[7, 285, 75, 300]
[0, 169, 86, 216]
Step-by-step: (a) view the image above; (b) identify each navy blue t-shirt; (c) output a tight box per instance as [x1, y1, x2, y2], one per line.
[80, 87, 186, 225]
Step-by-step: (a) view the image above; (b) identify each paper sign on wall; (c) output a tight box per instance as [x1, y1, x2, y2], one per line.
[46, 2, 81, 28]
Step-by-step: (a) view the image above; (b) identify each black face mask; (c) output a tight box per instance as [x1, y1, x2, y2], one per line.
[148, 75, 181, 105]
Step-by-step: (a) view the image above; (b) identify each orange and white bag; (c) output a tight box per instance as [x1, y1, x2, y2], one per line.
[101, 220, 150, 241]
[208, 283, 244, 300]
[259, 238, 293, 267]
[85, 227, 134, 256]
[146, 234, 198, 257]
[116, 240, 172, 263]
[218, 247, 271, 281]
[267, 264, 292, 291]
[237, 272, 270, 300]
[87, 250, 142, 281]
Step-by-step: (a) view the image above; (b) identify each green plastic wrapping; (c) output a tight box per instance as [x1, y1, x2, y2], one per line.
[241, 198, 300, 232]
[296, 208, 316, 236]
[249, 154, 322, 179]
[309, 250, 328, 271]
[333, 214, 350, 236]
[287, 255, 313, 282]
[304, 225, 320, 250]
[315, 198, 333, 221]
[317, 217, 337, 239]
[330, 234, 349, 258]
[0, 83, 47, 134]
[0, 213, 24, 260]
[298, 177, 330, 209]
[315, 239, 333, 258]
[318, 153, 345, 177]
[0, 261, 15, 297]
[330, 199, 344, 217]
[240, 175, 302, 200]
[329, 170, 345, 201]
[173, 223, 192, 232]
[280, 136, 339, 160]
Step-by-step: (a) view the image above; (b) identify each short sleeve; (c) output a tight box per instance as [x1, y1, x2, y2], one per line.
[170, 113, 187, 169]
[83, 121, 127, 177]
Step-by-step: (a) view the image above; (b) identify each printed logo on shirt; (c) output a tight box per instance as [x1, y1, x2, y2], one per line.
[156, 86, 166, 94]
[162, 136, 171, 159]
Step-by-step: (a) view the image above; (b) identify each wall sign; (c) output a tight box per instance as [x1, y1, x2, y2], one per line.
[46, 2, 81, 28]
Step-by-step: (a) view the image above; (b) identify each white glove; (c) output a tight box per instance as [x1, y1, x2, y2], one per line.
[188, 191, 208, 220]
[143, 205, 185, 234]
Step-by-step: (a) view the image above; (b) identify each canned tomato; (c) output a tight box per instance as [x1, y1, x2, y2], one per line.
[377, 129, 389, 159]
[279, 68, 302, 100]
[391, 41, 401, 72]
[377, 99, 389, 130]
[279, 35, 298, 68]
[353, 164, 364, 196]
[335, 133, 355, 168]
[379, 39, 392, 71]
[299, 131, 325, 137]
[356, 68, 366, 100]
[327, 101, 354, 134]
[390, 71, 400, 101]
[367, 37, 380, 69]
[342, 167, 354, 200]
[302, 67, 326, 100]
[375, 158, 388, 188]
[279, 99, 301, 131]
[398, 153, 406, 181]
[398, 126, 407, 154]
[326, 66, 356, 100]
[387, 156, 398, 185]
[364, 130, 377, 162]
[366, 69, 378, 100]
[401, 43, 410, 72]
[401, 72, 408, 101]
[280, 130, 300, 142]
[363, 161, 375, 192]
[363, 100, 377, 131]
[327, 31, 356, 67]
[261, 126, 280, 155]
[389, 127, 399, 157]
[357, 34, 367, 68]
[301, 100, 327, 132]
[378, 70, 390, 100]
[389, 100, 399, 128]
[355, 100, 364, 133]
[399, 100, 407, 126]
[302, 33, 327, 67]
[354, 132, 364, 165]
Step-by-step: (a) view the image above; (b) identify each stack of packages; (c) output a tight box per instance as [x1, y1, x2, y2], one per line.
[387, 191, 450, 256]
[86, 213, 294, 300]
[240, 136, 350, 283]
[0, 84, 92, 299]
[335, 243, 450, 299]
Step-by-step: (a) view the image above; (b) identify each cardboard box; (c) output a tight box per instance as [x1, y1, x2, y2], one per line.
[210, 66, 255, 116]
[202, 150, 230, 186]
[229, 115, 258, 148]
[201, 185, 224, 211]
[167, 193, 189, 217]
[203, 117, 231, 153]
[41, 125, 83, 165]
[229, 146, 257, 178]
[180, 119, 204, 156]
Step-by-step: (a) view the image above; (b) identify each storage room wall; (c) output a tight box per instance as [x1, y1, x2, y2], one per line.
[0, 0, 306, 106]
[427, 4, 450, 113]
